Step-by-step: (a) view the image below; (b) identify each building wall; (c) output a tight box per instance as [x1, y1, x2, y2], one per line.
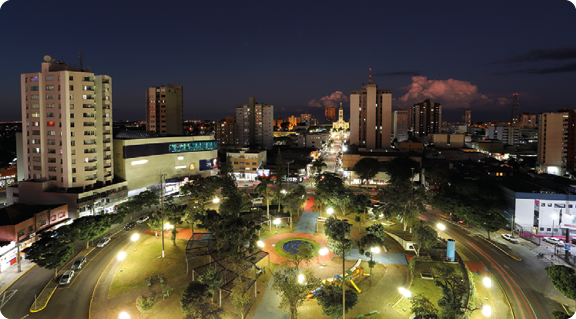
[113, 136, 218, 192]
[538, 113, 565, 175]
[215, 116, 236, 146]
[429, 134, 465, 148]
[146, 85, 183, 135]
[398, 142, 424, 154]
[325, 107, 336, 123]
[350, 83, 392, 149]
[486, 126, 520, 145]
[235, 97, 274, 149]
[413, 99, 442, 137]
[20, 60, 113, 189]
[393, 110, 410, 142]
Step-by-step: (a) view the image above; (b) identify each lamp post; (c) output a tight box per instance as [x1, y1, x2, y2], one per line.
[399, 287, 412, 298]
[482, 305, 492, 317]
[483, 277, 491, 288]
[274, 218, 281, 229]
[298, 274, 305, 284]
[160, 173, 167, 258]
[117, 251, 126, 261]
[279, 189, 287, 214]
[119, 312, 130, 319]
[131, 233, 139, 242]
[319, 247, 328, 266]
[437, 223, 446, 231]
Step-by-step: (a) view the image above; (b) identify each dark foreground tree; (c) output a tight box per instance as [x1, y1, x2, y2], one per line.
[316, 284, 359, 318]
[180, 281, 224, 319]
[410, 294, 438, 319]
[272, 266, 321, 319]
[353, 157, 381, 184]
[546, 265, 576, 300]
[24, 226, 78, 279]
[433, 263, 467, 319]
[136, 295, 156, 319]
[413, 221, 438, 256]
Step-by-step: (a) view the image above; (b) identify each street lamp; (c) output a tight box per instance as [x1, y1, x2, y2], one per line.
[482, 305, 492, 317]
[131, 233, 139, 242]
[117, 252, 126, 261]
[399, 287, 412, 298]
[437, 223, 446, 231]
[298, 274, 305, 284]
[274, 218, 281, 229]
[164, 222, 174, 230]
[257, 241, 264, 248]
[483, 277, 492, 288]
[327, 208, 334, 217]
[119, 312, 130, 319]
[213, 197, 220, 204]
[318, 247, 329, 266]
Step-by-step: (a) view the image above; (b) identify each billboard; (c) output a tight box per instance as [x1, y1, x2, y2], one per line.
[199, 158, 218, 171]
[535, 199, 576, 229]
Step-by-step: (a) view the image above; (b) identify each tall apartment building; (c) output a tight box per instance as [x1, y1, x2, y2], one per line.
[350, 78, 392, 149]
[300, 112, 316, 126]
[462, 110, 471, 125]
[485, 126, 520, 145]
[235, 97, 274, 149]
[21, 56, 114, 190]
[517, 112, 537, 128]
[325, 107, 336, 124]
[392, 109, 411, 142]
[412, 99, 442, 137]
[538, 110, 576, 176]
[287, 116, 300, 127]
[146, 85, 183, 135]
[215, 116, 236, 147]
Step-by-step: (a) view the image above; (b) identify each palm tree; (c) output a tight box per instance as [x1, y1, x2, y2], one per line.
[255, 177, 272, 219]
[311, 157, 327, 175]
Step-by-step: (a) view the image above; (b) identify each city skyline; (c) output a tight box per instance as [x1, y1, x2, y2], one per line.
[1, 0, 575, 123]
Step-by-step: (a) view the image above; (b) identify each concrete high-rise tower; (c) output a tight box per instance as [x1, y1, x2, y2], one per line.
[20, 56, 114, 190]
[350, 71, 392, 149]
[413, 99, 442, 137]
[462, 110, 471, 125]
[235, 97, 274, 149]
[146, 85, 183, 135]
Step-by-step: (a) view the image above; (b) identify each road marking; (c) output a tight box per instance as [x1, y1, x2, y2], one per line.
[0, 290, 17, 309]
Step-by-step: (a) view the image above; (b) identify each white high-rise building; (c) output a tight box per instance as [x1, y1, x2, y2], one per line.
[235, 97, 274, 149]
[486, 126, 520, 145]
[21, 56, 114, 189]
[350, 76, 392, 149]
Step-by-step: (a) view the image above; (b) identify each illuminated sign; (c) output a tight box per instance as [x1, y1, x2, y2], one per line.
[199, 158, 218, 171]
[175, 166, 186, 169]
[189, 163, 196, 170]
[257, 169, 271, 177]
[131, 160, 148, 166]
[168, 141, 217, 153]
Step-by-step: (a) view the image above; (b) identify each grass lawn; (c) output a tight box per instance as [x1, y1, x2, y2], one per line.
[394, 260, 461, 317]
[108, 283, 187, 319]
[109, 236, 188, 299]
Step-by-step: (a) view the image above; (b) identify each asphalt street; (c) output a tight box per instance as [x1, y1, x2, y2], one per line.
[428, 210, 568, 319]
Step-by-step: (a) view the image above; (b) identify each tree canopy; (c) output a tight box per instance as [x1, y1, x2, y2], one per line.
[410, 294, 439, 319]
[378, 180, 426, 231]
[383, 156, 420, 182]
[272, 266, 321, 319]
[353, 158, 382, 184]
[180, 281, 223, 319]
[545, 265, 576, 300]
[433, 263, 467, 319]
[316, 284, 359, 318]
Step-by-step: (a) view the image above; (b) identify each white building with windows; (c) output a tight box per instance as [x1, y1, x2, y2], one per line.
[235, 97, 274, 149]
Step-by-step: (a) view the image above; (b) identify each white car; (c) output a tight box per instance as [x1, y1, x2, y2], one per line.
[136, 216, 149, 224]
[543, 237, 564, 246]
[97, 237, 111, 248]
[501, 234, 518, 243]
[59, 270, 74, 285]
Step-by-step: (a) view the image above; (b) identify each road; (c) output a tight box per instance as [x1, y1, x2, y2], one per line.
[427, 209, 569, 319]
[0, 205, 155, 319]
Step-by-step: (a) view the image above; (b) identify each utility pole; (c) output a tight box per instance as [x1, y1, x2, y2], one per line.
[160, 174, 167, 258]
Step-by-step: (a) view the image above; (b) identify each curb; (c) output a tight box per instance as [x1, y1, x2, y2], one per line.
[0, 264, 37, 295]
[30, 285, 57, 313]
[475, 234, 523, 261]
[494, 268, 516, 319]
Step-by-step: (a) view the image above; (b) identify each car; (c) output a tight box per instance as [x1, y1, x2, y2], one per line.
[543, 237, 565, 246]
[71, 256, 87, 270]
[59, 270, 74, 285]
[124, 221, 136, 230]
[136, 216, 149, 224]
[97, 237, 111, 248]
[501, 234, 518, 243]
[571, 238, 576, 245]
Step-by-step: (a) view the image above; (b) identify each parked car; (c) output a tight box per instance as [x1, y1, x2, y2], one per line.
[97, 237, 111, 248]
[71, 256, 87, 270]
[136, 216, 149, 224]
[501, 234, 518, 244]
[543, 237, 564, 246]
[124, 222, 136, 230]
[59, 270, 74, 285]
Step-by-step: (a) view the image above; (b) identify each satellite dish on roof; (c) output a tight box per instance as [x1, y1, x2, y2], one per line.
[44, 55, 52, 62]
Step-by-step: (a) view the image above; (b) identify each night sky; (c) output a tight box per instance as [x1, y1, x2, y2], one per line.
[0, 0, 575, 123]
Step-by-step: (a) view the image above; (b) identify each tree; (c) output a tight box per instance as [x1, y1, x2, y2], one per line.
[198, 267, 224, 296]
[314, 173, 346, 208]
[353, 158, 382, 184]
[136, 295, 156, 319]
[546, 265, 576, 300]
[24, 235, 75, 279]
[552, 311, 570, 319]
[118, 199, 141, 221]
[365, 224, 386, 243]
[136, 190, 160, 213]
[74, 215, 112, 249]
[284, 189, 306, 218]
[351, 193, 370, 233]
[181, 281, 224, 319]
[357, 231, 385, 280]
[147, 210, 166, 236]
[180, 176, 220, 204]
[164, 203, 185, 245]
[383, 155, 420, 182]
[255, 176, 273, 218]
[316, 284, 359, 318]
[324, 216, 353, 258]
[378, 180, 426, 231]
[330, 188, 353, 217]
[433, 263, 467, 319]
[273, 266, 321, 319]
[231, 275, 251, 319]
[311, 157, 328, 175]
[410, 294, 439, 319]
[413, 221, 438, 256]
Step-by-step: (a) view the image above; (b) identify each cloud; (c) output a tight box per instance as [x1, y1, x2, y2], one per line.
[494, 62, 576, 75]
[394, 76, 510, 109]
[307, 91, 348, 108]
[373, 71, 421, 76]
[492, 47, 576, 64]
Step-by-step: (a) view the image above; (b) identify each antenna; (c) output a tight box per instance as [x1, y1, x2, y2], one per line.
[78, 50, 83, 70]
[368, 68, 373, 84]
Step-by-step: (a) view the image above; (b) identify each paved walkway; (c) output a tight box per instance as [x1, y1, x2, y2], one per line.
[0, 258, 35, 293]
[253, 266, 290, 319]
[346, 249, 408, 266]
[294, 211, 319, 234]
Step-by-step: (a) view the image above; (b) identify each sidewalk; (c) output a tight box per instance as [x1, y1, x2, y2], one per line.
[0, 258, 35, 293]
[252, 266, 290, 319]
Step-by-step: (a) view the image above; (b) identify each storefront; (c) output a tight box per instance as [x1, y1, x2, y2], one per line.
[0, 242, 18, 273]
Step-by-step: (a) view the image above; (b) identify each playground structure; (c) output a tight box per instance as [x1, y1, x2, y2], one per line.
[306, 265, 369, 299]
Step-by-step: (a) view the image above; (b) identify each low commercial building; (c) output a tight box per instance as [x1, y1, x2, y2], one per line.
[342, 150, 422, 185]
[428, 134, 467, 148]
[113, 133, 219, 196]
[298, 133, 329, 149]
[227, 149, 267, 181]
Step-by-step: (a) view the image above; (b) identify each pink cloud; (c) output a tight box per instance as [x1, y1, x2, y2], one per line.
[308, 91, 349, 108]
[394, 76, 509, 109]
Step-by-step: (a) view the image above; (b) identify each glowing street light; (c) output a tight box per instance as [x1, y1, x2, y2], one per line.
[257, 241, 265, 248]
[398, 287, 412, 298]
[131, 233, 139, 241]
[213, 197, 220, 204]
[117, 252, 126, 261]
[298, 274, 305, 284]
[119, 312, 130, 319]
[281, 189, 287, 195]
[483, 277, 492, 288]
[437, 223, 446, 231]
[370, 247, 380, 254]
[164, 222, 174, 230]
[327, 208, 334, 215]
[319, 248, 329, 255]
[274, 218, 281, 229]
[482, 305, 492, 317]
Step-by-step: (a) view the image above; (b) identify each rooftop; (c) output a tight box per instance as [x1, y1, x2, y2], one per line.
[0, 203, 65, 226]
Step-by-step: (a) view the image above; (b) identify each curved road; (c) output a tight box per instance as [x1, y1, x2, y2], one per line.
[427, 210, 567, 319]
